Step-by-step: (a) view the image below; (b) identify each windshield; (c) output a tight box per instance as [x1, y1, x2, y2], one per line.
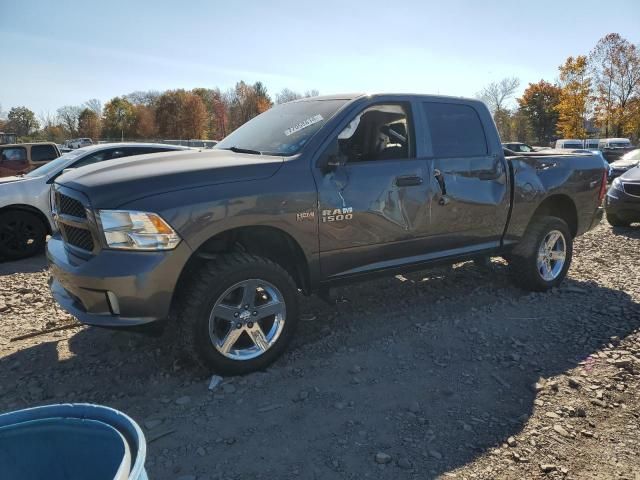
[24, 150, 84, 178]
[215, 99, 348, 156]
[609, 141, 630, 148]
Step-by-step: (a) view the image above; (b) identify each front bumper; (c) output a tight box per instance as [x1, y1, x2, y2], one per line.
[47, 233, 192, 327]
[605, 189, 640, 222]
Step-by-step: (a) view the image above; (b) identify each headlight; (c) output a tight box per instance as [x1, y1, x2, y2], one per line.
[611, 177, 624, 192]
[97, 210, 180, 250]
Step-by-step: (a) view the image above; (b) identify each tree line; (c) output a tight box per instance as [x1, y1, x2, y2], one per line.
[2, 32, 638, 146]
[0, 83, 319, 143]
[478, 33, 640, 145]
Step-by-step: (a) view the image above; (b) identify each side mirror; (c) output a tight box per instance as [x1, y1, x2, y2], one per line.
[320, 140, 347, 174]
[62, 168, 75, 174]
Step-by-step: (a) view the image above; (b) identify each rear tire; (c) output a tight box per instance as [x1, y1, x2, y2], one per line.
[606, 212, 630, 227]
[177, 253, 299, 375]
[0, 211, 47, 260]
[509, 216, 573, 292]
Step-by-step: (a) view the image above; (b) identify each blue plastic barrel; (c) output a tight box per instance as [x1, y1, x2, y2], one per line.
[0, 403, 147, 480]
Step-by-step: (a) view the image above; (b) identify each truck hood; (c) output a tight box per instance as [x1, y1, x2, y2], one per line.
[56, 149, 284, 208]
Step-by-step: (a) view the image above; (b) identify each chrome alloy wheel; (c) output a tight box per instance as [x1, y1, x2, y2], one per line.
[536, 230, 567, 281]
[208, 279, 286, 360]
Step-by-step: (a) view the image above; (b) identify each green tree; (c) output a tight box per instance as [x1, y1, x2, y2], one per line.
[517, 80, 561, 145]
[6, 106, 39, 136]
[78, 108, 101, 139]
[102, 97, 136, 140]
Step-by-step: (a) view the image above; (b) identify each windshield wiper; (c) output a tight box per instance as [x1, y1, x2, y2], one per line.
[221, 146, 262, 155]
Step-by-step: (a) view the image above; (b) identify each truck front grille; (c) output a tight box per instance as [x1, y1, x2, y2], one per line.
[57, 193, 86, 218]
[54, 186, 98, 255]
[623, 183, 640, 197]
[61, 224, 94, 252]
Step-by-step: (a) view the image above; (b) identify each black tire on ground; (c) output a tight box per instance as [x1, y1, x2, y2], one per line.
[0, 210, 47, 260]
[508, 216, 573, 292]
[606, 212, 630, 227]
[177, 252, 300, 375]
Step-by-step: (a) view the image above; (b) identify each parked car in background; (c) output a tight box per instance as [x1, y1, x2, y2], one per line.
[598, 138, 634, 162]
[502, 142, 535, 153]
[584, 139, 600, 149]
[57, 144, 73, 154]
[0, 142, 60, 178]
[555, 139, 584, 149]
[606, 165, 640, 227]
[608, 149, 640, 180]
[47, 93, 606, 374]
[68, 138, 93, 149]
[0, 143, 189, 259]
[0, 132, 18, 145]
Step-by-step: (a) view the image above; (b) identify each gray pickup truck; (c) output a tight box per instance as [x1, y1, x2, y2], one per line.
[47, 94, 606, 374]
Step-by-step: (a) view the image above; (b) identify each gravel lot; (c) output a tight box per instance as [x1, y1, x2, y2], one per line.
[1, 221, 639, 480]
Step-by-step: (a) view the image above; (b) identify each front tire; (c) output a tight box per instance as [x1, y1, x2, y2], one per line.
[0, 211, 47, 260]
[178, 253, 299, 375]
[509, 216, 573, 292]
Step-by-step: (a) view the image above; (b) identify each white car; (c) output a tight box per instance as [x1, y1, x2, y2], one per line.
[68, 138, 94, 149]
[0, 143, 188, 259]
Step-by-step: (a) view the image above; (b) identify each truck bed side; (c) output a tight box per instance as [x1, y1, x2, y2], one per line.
[503, 152, 605, 243]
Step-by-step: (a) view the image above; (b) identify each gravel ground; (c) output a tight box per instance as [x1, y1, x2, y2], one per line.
[1, 221, 639, 480]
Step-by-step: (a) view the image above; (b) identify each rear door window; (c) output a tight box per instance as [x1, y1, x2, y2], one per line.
[1, 147, 28, 163]
[31, 144, 59, 162]
[422, 103, 488, 157]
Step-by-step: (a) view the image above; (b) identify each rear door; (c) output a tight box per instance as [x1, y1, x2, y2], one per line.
[420, 100, 510, 254]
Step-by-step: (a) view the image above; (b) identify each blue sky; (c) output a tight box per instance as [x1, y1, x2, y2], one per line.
[2, 0, 639, 114]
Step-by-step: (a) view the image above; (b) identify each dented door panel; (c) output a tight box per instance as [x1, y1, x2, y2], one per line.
[317, 159, 431, 278]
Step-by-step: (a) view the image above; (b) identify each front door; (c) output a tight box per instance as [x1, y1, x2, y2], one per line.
[420, 101, 510, 254]
[315, 102, 431, 279]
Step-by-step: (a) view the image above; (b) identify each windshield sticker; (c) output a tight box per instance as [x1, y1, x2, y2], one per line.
[284, 115, 324, 136]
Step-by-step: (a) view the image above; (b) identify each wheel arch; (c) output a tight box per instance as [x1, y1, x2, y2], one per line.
[529, 194, 578, 237]
[171, 225, 312, 313]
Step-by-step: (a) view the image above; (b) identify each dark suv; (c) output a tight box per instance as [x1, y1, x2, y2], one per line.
[48, 94, 606, 375]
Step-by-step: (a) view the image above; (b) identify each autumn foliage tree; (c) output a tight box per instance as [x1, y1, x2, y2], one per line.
[6, 81, 316, 142]
[132, 105, 156, 138]
[556, 56, 591, 138]
[181, 93, 208, 139]
[155, 90, 209, 139]
[517, 80, 561, 144]
[589, 33, 640, 137]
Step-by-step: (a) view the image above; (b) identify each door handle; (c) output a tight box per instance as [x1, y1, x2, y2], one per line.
[478, 171, 501, 180]
[395, 175, 423, 187]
